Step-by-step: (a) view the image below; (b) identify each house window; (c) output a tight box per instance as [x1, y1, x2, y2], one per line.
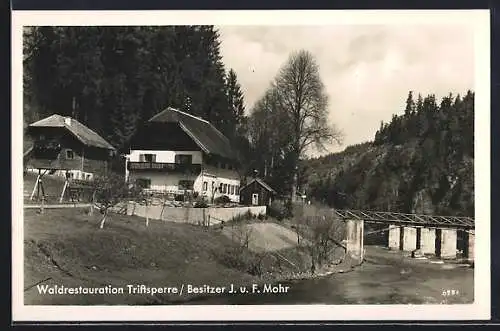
[219, 183, 223, 193]
[236, 186, 239, 194]
[203, 181, 208, 191]
[175, 154, 192, 165]
[179, 180, 194, 190]
[136, 178, 151, 189]
[139, 154, 156, 162]
[220, 162, 226, 169]
[66, 149, 74, 159]
[223, 184, 228, 194]
[230, 185, 235, 195]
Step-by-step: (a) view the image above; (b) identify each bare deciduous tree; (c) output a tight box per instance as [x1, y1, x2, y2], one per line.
[273, 50, 343, 200]
[299, 214, 346, 270]
[92, 174, 141, 229]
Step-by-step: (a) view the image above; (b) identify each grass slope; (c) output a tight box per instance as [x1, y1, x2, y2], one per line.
[24, 209, 259, 305]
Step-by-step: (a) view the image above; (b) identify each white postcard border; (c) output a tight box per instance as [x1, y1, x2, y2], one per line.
[11, 9, 491, 321]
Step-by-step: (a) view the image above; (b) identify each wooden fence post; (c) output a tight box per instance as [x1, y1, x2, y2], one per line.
[39, 195, 45, 214]
[145, 199, 149, 227]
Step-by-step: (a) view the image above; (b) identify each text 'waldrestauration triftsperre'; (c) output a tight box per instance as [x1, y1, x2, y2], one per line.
[36, 284, 291, 296]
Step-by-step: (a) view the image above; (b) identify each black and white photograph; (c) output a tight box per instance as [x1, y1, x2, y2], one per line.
[12, 10, 490, 321]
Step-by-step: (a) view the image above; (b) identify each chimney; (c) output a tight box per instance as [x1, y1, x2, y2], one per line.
[65, 117, 72, 126]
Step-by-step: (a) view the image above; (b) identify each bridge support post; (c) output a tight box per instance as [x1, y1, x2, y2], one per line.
[346, 219, 364, 265]
[420, 228, 436, 255]
[439, 228, 457, 259]
[388, 225, 400, 250]
[402, 227, 417, 251]
[467, 230, 475, 262]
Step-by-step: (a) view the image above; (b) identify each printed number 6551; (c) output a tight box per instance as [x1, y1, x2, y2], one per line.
[442, 289, 460, 296]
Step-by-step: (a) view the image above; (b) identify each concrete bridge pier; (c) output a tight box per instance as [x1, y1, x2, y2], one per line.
[401, 227, 417, 251]
[438, 228, 457, 259]
[467, 230, 475, 262]
[346, 219, 364, 265]
[388, 225, 400, 250]
[419, 228, 436, 255]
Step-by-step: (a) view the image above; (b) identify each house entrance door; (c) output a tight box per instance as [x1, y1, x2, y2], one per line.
[252, 193, 259, 206]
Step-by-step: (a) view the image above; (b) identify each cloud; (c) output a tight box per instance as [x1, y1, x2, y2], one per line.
[217, 25, 474, 154]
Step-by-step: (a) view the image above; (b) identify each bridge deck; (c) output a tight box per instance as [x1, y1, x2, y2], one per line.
[333, 209, 474, 229]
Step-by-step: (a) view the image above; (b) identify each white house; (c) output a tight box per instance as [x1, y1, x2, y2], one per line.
[125, 107, 241, 202]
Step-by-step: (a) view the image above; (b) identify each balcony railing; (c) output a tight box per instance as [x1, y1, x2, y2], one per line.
[127, 162, 202, 173]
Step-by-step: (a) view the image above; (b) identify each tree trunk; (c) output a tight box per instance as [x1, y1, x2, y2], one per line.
[99, 209, 107, 229]
[291, 171, 298, 202]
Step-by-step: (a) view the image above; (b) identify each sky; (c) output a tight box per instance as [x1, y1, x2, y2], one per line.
[217, 25, 474, 155]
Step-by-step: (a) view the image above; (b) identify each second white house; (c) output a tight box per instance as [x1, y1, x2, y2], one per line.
[125, 107, 241, 202]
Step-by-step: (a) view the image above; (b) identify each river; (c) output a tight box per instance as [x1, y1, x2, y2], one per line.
[187, 246, 474, 305]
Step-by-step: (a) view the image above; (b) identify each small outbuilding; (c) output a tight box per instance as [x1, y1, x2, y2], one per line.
[239, 177, 277, 206]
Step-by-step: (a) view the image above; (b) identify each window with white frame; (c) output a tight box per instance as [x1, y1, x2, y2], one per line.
[139, 153, 156, 162]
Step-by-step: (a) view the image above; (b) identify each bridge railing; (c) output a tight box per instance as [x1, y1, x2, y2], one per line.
[332, 209, 474, 229]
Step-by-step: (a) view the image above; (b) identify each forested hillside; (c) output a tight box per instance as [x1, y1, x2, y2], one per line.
[305, 91, 474, 217]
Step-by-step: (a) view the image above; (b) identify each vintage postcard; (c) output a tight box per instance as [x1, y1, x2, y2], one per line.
[11, 9, 490, 321]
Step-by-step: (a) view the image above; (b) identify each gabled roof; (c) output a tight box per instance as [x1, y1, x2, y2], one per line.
[241, 177, 277, 194]
[148, 107, 237, 160]
[28, 114, 115, 150]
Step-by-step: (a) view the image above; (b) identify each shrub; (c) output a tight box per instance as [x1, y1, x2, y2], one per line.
[268, 200, 287, 220]
[257, 213, 267, 220]
[216, 247, 265, 277]
[194, 200, 208, 208]
[218, 247, 249, 270]
[214, 195, 231, 205]
[284, 199, 294, 218]
[244, 209, 253, 219]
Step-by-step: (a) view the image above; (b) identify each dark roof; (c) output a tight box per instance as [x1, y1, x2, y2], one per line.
[28, 114, 115, 150]
[148, 107, 237, 160]
[241, 178, 277, 194]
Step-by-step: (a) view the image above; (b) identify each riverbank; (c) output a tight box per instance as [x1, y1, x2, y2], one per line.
[187, 245, 474, 305]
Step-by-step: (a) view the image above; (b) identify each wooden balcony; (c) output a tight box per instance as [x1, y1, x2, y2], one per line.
[127, 162, 202, 173]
